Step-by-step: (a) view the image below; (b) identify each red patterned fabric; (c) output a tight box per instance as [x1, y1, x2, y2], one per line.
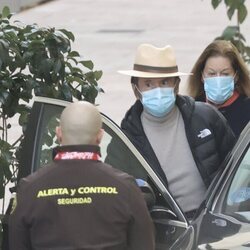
[54, 151, 101, 161]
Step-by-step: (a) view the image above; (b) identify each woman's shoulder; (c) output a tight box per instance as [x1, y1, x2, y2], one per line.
[234, 94, 250, 109]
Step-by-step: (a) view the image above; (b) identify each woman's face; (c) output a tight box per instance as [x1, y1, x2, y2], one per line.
[202, 55, 237, 105]
[203, 55, 235, 79]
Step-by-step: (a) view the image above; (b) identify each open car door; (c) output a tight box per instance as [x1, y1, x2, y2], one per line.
[4, 97, 195, 250]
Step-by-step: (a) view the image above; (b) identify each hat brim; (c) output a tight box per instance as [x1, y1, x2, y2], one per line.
[118, 70, 191, 78]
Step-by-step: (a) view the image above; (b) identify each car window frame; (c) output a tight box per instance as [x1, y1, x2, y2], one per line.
[213, 143, 250, 217]
[206, 122, 250, 215]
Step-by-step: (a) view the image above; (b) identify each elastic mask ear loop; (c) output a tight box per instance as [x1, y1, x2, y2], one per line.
[233, 72, 237, 81]
[173, 79, 179, 93]
[232, 72, 238, 91]
[173, 78, 180, 93]
[134, 84, 143, 99]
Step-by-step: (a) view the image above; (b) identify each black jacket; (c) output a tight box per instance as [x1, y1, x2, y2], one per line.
[9, 145, 154, 250]
[121, 95, 236, 188]
[219, 95, 250, 137]
[196, 93, 250, 137]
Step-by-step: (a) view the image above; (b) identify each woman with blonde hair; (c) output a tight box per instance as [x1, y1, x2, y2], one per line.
[187, 40, 250, 136]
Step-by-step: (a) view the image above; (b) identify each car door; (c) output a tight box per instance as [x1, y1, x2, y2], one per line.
[195, 122, 250, 249]
[16, 96, 194, 250]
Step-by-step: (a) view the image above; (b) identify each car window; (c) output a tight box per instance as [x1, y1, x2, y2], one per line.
[38, 105, 61, 167]
[222, 145, 250, 222]
[33, 104, 148, 181]
[102, 120, 147, 180]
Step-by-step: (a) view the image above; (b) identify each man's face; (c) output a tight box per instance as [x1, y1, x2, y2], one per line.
[134, 77, 180, 98]
[138, 77, 179, 91]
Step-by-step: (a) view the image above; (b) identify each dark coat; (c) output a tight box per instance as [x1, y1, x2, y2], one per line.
[219, 95, 250, 137]
[9, 145, 154, 250]
[121, 95, 236, 188]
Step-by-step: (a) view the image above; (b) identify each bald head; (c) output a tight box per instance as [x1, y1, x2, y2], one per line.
[57, 101, 103, 145]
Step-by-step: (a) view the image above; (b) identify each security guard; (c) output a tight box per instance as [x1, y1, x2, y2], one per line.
[9, 101, 155, 250]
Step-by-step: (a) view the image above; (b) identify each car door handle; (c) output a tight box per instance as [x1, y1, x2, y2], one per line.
[211, 218, 227, 227]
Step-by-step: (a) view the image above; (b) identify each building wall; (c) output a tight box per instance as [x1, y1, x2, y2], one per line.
[0, 0, 49, 13]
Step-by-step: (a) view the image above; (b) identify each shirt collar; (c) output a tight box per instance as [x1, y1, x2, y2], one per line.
[206, 90, 240, 108]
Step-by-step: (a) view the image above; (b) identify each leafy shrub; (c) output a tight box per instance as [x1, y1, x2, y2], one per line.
[0, 6, 103, 210]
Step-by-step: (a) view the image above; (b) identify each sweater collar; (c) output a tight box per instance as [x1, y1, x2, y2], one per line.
[141, 105, 179, 126]
[217, 91, 240, 108]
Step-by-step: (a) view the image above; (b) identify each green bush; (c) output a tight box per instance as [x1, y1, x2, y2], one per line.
[0, 6, 103, 211]
[211, 0, 250, 63]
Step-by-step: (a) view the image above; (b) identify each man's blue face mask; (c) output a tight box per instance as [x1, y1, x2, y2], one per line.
[204, 76, 235, 104]
[138, 87, 176, 117]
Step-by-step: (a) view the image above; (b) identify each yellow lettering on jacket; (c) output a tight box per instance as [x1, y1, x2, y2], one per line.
[77, 186, 118, 194]
[37, 188, 69, 198]
[57, 197, 92, 205]
[36, 186, 118, 198]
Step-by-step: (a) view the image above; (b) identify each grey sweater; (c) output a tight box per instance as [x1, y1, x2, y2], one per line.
[141, 106, 207, 212]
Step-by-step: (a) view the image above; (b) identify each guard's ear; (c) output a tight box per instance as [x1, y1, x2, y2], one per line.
[56, 126, 62, 144]
[95, 128, 104, 145]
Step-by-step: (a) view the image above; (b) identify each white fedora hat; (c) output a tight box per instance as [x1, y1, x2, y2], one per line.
[118, 44, 191, 78]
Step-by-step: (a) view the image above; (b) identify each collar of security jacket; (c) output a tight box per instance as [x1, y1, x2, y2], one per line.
[52, 145, 101, 159]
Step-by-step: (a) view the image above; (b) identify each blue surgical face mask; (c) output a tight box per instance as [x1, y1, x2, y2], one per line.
[140, 87, 176, 117]
[204, 76, 235, 104]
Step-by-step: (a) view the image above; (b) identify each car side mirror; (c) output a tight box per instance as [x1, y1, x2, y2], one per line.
[136, 179, 156, 209]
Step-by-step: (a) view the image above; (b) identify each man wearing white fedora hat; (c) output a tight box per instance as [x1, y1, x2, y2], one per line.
[116, 43, 236, 219]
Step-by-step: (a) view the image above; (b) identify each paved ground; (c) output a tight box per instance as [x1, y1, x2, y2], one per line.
[14, 0, 250, 124]
[2, 0, 250, 212]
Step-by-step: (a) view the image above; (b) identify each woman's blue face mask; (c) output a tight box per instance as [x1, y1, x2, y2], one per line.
[204, 76, 235, 104]
[138, 87, 176, 117]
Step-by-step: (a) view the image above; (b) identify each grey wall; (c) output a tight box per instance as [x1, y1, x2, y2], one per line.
[0, 0, 49, 13]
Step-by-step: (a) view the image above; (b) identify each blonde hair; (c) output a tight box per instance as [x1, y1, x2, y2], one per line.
[187, 40, 250, 100]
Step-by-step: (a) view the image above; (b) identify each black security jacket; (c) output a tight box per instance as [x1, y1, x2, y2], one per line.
[9, 145, 154, 250]
[121, 95, 236, 188]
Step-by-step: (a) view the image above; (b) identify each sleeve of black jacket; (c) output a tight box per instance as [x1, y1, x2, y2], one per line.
[188, 102, 237, 187]
[126, 178, 155, 250]
[208, 104, 236, 161]
[8, 179, 32, 250]
[196, 102, 236, 162]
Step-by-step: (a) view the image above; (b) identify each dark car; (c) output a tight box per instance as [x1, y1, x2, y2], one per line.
[4, 97, 250, 249]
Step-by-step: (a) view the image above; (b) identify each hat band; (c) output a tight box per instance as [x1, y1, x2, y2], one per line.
[134, 64, 178, 74]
